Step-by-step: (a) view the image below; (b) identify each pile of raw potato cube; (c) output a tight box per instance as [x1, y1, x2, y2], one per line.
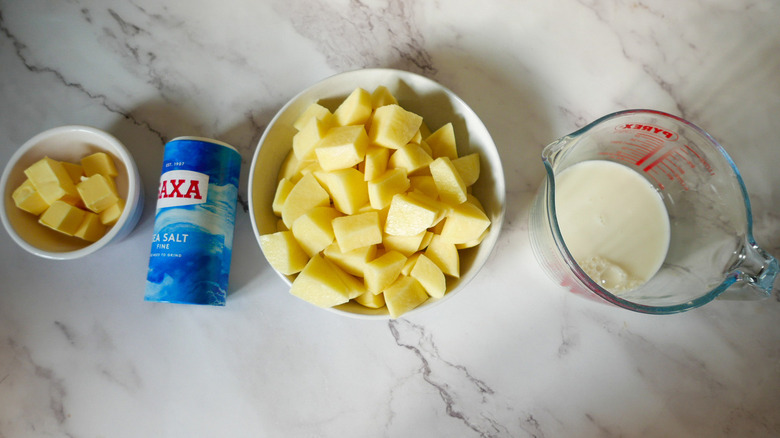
[260, 86, 491, 318]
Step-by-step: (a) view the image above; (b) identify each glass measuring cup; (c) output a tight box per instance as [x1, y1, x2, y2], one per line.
[529, 109, 778, 314]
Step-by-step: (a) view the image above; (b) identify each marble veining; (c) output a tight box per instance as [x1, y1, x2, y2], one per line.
[1, 0, 779, 437]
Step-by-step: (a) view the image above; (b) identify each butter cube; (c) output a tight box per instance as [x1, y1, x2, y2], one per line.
[74, 211, 107, 242]
[99, 198, 125, 225]
[81, 152, 118, 177]
[39, 200, 87, 236]
[77, 174, 119, 213]
[61, 161, 84, 184]
[12, 179, 49, 215]
[24, 156, 80, 205]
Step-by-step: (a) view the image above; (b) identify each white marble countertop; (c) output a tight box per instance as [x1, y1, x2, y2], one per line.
[1, 1, 779, 437]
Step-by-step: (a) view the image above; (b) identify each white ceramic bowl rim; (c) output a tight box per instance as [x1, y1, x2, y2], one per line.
[0, 125, 142, 260]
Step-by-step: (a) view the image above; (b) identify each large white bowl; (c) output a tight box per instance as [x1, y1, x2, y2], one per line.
[249, 68, 505, 319]
[1, 126, 144, 260]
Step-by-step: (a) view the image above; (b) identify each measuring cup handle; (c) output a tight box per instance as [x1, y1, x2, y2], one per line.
[719, 242, 779, 301]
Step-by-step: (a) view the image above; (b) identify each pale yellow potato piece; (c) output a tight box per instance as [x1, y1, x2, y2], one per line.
[332, 211, 382, 252]
[440, 202, 491, 245]
[259, 231, 310, 275]
[323, 242, 377, 277]
[401, 252, 421, 276]
[425, 234, 460, 278]
[430, 157, 467, 205]
[272, 178, 295, 216]
[384, 192, 440, 237]
[408, 175, 438, 199]
[382, 231, 426, 257]
[452, 153, 480, 187]
[367, 168, 410, 210]
[455, 229, 489, 249]
[368, 104, 423, 149]
[334, 87, 372, 126]
[364, 250, 407, 295]
[12, 179, 49, 215]
[314, 125, 369, 171]
[38, 200, 86, 236]
[281, 172, 330, 228]
[370, 85, 398, 109]
[293, 102, 332, 131]
[315, 168, 369, 215]
[290, 254, 352, 308]
[361, 146, 390, 181]
[278, 150, 303, 182]
[293, 116, 332, 161]
[74, 211, 107, 242]
[425, 122, 458, 160]
[388, 143, 433, 176]
[355, 290, 386, 308]
[291, 206, 342, 257]
[384, 276, 429, 319]
[410, 253, 446, 298]
[418, 231, 434, 251]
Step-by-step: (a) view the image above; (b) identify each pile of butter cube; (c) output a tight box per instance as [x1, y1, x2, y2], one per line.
[12, 152, 124, 242]
[260, 86, 491, 318]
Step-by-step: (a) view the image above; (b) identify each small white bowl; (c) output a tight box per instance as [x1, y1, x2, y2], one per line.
[1, 125, 144, 260]
[249, 68, 506, 319]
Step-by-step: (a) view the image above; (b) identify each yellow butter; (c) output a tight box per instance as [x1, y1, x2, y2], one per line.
[74, 211, 107, 242]
[99, 198, 125, 225]
[81, 152, 118, 177]
[12, 179, 49, 215]
[39, 200, 87, 236]
[61, 161, 84, 184]
[77, 174, 119, 213]
[24, 156, 80, 205]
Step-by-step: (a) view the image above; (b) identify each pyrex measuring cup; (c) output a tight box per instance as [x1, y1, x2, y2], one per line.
[529, 109, 778, 314]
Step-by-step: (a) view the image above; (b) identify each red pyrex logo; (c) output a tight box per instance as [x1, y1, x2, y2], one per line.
[617, 123, 679, 141]
[157, 170, 209, 208]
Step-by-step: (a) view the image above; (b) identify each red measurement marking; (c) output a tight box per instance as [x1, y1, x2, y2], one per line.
[642, 148, 676, 172]
[683, 144, 715, 175]
[673, 149, 696, 169]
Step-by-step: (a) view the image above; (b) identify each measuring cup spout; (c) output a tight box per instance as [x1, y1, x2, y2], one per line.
[719, 242, 779, 300]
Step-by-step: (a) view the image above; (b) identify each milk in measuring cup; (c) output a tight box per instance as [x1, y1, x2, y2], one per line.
[555, 160, 670, 293]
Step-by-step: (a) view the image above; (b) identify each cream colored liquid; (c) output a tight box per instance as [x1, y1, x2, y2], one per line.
[555, 160, 670, 293]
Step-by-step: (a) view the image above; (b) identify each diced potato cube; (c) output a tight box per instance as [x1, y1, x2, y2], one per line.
[293, 116, 333, 161]
[259, 231, 310, 275]
[314, 125, 369, 171]
[384, 276, 429, 319]
[24, 156, 80, 205]
[272, 178, 295, 216]
[408, 175, 438, 199]
[81, 152, 118, 177]
[425, 123, 458, 160]
[281, 173, 331, 228]
[419, 231, 434, 251]
[315, 168, 369, 215]
[430, 157, 467, 205]
[355, 290, 386, 308]
[401, 252, 421, 276]
[382, 231, 426, 257]
[440, 202, 491, 245]
[293, 102, 332, 131]
[61, 161, 84, 184]
[452, 153, 480, 187]
[38, 200, 87, 236]
[99, 199, 124, 225]
[291, 206, 342, 257]
[410, 254, 446, 298]
[425, 234, 460, 278]
[332, 211, 382, 252]
[410, 130, 422, 145]
[384, 192, 441, 236]
[333, 87, 372, 126]
[278, 150, 303, 182]
[388, 143, 433, 176]
[367, 168, 410, 210]
[368, 104, 423, 149]
[74, 211, 107, 242]
[370, 85, 398, 109]
[455, 229, 489, 249]
[364, 250, 407, 295]
[361, 146, 390, 181]
[12, 179, 49, 215]
[323, 242, 377, 277]
[290, 254, 352, 307]
[77, 174, 119, 213]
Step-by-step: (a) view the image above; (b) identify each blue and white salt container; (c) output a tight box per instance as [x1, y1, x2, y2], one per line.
[145, 137, 242, 306]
